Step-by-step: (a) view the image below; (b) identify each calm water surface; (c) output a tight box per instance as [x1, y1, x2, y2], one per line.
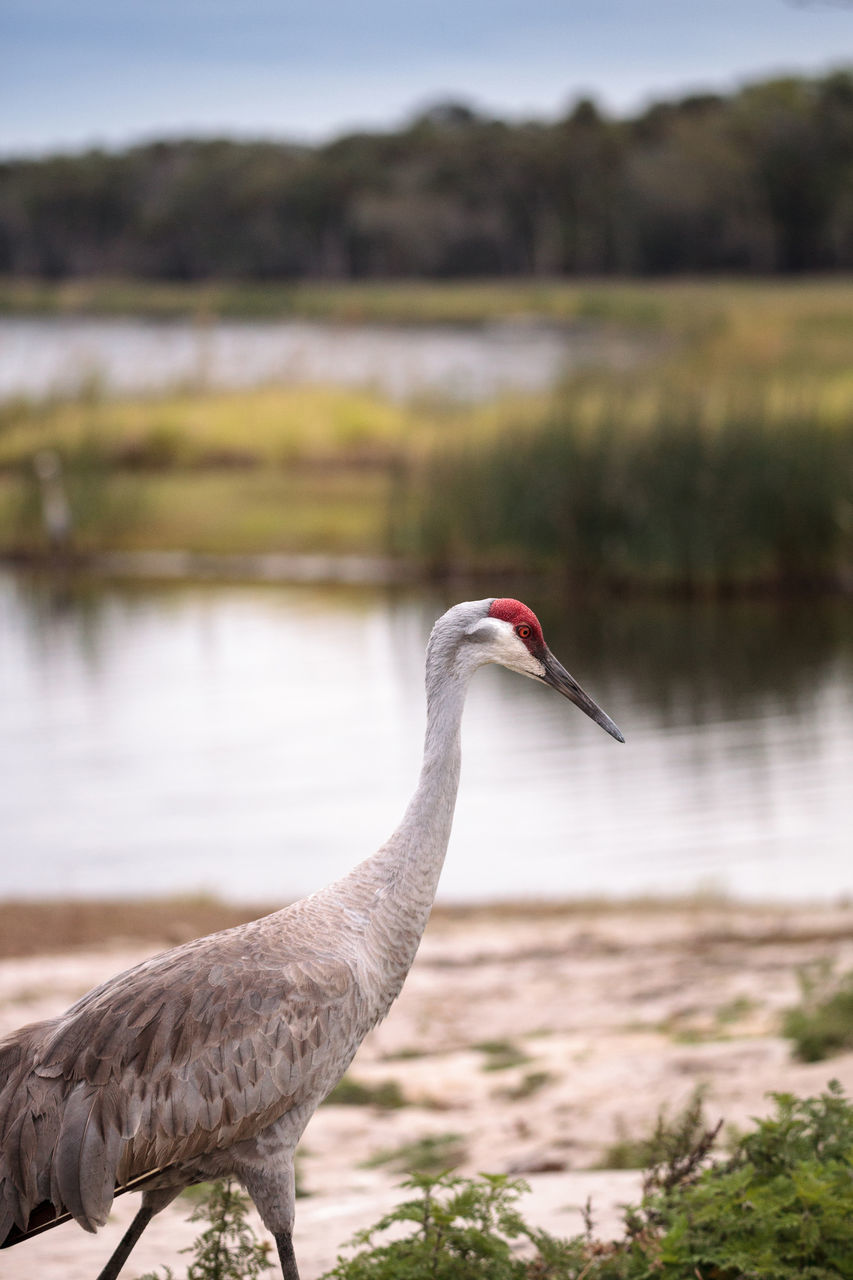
[0, 316, 648, 402]
[1, 572, 851, 905]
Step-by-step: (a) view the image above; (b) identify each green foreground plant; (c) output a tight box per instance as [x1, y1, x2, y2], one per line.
[323, 1082, 853, 1280]
[138, 1180, 271, 1280]
[322, 1173, 545, 1280]
[139, 1085, 853, 1279]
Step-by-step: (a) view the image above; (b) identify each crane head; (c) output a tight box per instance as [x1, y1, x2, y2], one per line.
[463, 597, 625, 742]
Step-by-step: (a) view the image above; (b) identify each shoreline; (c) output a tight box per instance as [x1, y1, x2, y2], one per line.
[5, 550, 853, 598]
[3, 890, 853, 957]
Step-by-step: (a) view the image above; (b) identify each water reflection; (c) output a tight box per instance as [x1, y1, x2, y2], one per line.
[2, 571, 851, 904]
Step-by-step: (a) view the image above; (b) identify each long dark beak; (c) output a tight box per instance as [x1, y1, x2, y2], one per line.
[540, 649, 625, 742]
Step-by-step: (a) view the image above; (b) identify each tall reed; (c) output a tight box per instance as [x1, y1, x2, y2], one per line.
[395, 378, 853, 590]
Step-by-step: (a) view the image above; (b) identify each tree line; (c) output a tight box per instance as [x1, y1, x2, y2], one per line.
[2, 70, 852, 280]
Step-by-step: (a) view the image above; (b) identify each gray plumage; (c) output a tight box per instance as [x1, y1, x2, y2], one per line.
[0, 597, 623, 1279]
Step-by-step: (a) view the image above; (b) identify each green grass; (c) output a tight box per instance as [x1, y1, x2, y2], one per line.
[324, 1076, 408, 1109]
[783, 964, 853, 1062]
[0, 466, 392, 557]
[0, 275, 753, 326]
[496, 1070, 554, 1101]
[471, 1039, 533, 1072]
[362, 1133, 468, 1177]
[2, 274, 853, 335]
[0, 384, 410, 471]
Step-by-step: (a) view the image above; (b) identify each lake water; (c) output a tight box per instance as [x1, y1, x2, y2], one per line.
[0, 316, 648, 402]
[2, 571, 851, 906]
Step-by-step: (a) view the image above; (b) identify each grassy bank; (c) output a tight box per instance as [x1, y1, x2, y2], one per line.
[3, 274, 853, 329]
[0, 385, 419, 557]
[0, 276, 630, 324]
[3, 279, 853, 588]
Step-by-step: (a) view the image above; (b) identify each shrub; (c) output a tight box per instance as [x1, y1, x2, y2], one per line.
[323, 1173, 546, 1280]
[646, 1082, 853, 1279]
[597, 1087, 717, 1172]
[147, 1085, 853, 1280]
[325, 1083, 853, 1280]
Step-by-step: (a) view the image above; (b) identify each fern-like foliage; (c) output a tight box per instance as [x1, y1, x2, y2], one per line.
[138, 1180, 271, 1280]
[323, 1083, 853, 1280]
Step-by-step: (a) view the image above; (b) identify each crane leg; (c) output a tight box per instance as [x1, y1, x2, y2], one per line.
[275, 1229, 300, 1280]
[95, 1205, 154, 1280]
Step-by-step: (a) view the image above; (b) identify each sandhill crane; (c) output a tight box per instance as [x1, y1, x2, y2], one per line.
[0, 597, 623, 1280]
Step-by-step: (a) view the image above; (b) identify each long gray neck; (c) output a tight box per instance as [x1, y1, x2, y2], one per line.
[384, 658, 470, 914]
[330, 642, 474, 995]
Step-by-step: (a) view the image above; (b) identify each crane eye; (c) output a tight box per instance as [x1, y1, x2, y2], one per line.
[516, 624, 532, 640]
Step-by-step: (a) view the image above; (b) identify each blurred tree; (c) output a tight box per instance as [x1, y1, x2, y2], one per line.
[1, 70, 852, 279]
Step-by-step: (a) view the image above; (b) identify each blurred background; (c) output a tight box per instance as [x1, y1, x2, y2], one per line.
[1, 0, 852, 909]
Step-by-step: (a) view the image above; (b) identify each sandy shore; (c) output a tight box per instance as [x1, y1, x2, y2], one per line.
[2, 900, 853, 1279]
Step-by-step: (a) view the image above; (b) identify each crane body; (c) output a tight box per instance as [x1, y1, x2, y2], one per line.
[0, 598, 623, 1279]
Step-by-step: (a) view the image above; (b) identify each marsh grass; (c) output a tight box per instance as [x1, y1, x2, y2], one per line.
[400, 375, 853, 588]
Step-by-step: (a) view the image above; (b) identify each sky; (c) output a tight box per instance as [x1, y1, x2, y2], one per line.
[2, 0, 853, 157]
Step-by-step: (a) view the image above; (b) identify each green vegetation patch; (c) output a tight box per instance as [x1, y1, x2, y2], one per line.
[498, 1070, 554, 1101]
[399, 376, 853, 588]
[325, 1076, 408, 1109]
[0, 384, 410, 471]
[783, 963, 853, 1062]
[0, 467, 392, 557]
[362, 1133, 467, 1177]
[472, 1039, 532, 1072]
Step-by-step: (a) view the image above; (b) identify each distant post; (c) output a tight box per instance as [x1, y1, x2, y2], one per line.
[33, 449, 73, 560]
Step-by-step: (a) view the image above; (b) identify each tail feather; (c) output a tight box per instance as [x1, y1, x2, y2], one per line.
[0, 1186, 17, 1248]
[55, 1084, 116, 1232]
[0, 1026, 63, 1235]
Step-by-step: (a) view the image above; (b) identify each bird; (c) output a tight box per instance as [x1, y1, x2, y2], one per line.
[0, 596, 623, 1280]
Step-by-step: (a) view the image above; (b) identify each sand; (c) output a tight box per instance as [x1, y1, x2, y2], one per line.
[2, 900, 853, 1279]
